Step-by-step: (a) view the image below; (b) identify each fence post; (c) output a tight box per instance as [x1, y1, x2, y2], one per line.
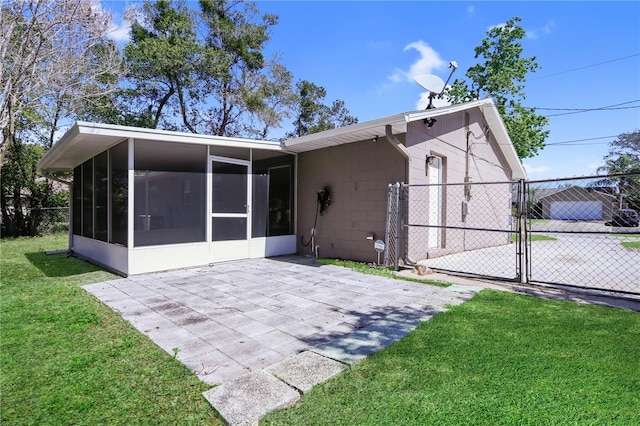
[394, 182, 401, 271]
[517, 179, 527, 284]
[384, 183, 393, 267]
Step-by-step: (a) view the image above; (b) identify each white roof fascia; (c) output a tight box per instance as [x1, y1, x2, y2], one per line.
[282, 98, 496, 154]
[71, 121, 280, 148]
[37, 121, 282, 172]
[282, 97, 526, 180]
[282, 113, 410, 153]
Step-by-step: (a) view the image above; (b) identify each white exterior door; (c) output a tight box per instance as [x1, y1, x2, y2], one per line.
[428, 156, 442, 249]
[209, 157, 251, 262]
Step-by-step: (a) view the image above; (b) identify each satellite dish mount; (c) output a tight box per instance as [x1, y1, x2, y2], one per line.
[414, 61, 458, 109]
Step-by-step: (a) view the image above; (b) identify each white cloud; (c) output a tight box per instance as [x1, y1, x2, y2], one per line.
[107, 21, 131, 42]
[388, 40, 445, 83]
[487, 22, 507, 32]
[542, 20, 556, 35]
[522, 163, 551, 175]
[466, 5, 475, 14]
[416, 91, 452, 110]
[527, 20, 556, 39]
[89, 1, 131, 42]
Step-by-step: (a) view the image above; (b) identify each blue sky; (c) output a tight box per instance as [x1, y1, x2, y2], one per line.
[103, 1, 640, 180]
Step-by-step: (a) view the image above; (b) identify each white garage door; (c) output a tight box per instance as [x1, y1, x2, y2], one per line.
[550, 201, 602, 220]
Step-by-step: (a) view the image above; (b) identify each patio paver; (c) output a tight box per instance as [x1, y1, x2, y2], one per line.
[84, 255, 482, 425]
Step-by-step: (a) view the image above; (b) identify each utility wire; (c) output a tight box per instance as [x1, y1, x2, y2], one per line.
[544, 135, 617, 147]
[544, 100, 640, 117]
[493, 99, 640, 115]
[530, 53, 640, 80]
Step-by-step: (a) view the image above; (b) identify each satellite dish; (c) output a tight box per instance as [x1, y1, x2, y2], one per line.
[414, 74, 446, 94]
[414, 61, 458, 110]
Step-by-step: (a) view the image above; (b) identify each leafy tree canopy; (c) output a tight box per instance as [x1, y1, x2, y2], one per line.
[445, 17, 549, 159]
[287, 80, 358, 138]
[596, 130, 640, 210]
[105, 0, 297, 139]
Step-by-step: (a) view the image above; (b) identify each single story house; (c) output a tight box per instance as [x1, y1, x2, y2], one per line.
[532, 186, 616, 220]
[37, 97, 525, 276]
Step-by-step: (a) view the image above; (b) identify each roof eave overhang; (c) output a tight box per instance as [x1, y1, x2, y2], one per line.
[282, 97, 527, 181]
[37, 121, 282, 172]
[283, 98, 500, 153]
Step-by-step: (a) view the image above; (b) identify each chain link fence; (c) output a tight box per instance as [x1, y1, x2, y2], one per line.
[386, 181, 518, 280]
[524, 174, 639, 295]
[30, 207, 70, 235]
[386, 172, 640, 297]
[3, 206, 70, 237]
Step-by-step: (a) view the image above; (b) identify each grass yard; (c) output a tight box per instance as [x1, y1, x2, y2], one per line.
[621, 240, 640, 249]
[3, 235, 639, 425]
[0, 234, 222, 425]
[262, 290, 640, 425]
[611, 233, 640, 249]
[511, 233, 557, 242]
[316, 258, 450, 287]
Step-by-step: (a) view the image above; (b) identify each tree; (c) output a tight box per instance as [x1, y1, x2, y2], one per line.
[286, 80, 358, 138]
[445, 17, 549, 159]
[119, 0, 295, 139]
[595, 130, 640, 210]
[0, 0, 122, 165]
[0, 130, 67, 237]
[605, 130, 640, 162]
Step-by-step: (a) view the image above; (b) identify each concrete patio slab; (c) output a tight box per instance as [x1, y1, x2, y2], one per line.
[266, 351, 346, 393]
[202, 370, 300, 426]
[83, 255, 486, 425]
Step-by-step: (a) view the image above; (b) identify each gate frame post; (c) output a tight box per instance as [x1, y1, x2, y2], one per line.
[394, 182, 401, 271]
[384, 183, 393, 267]
[517, 179, 528, 284]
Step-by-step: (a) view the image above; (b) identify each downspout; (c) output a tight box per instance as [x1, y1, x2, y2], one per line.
[40, 170, 73, 255]
[385, 125, 409, 160]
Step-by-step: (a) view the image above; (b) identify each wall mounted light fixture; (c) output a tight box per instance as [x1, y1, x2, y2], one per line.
[424, 118, 437, 128]
[372, 135, 378, 143]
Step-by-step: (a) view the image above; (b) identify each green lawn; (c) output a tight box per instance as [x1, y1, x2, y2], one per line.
[316, 258, 450, 287]
[511, 233, 557, 242]
[263, 291, 640, 425]
[0, 234, 222, 425]
[4, 235, 639, 425]
[621, 241, 640, 249]
[611, 233, 640, 249]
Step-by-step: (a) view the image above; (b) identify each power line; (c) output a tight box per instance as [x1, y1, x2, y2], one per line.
[544, 135, 618, 147]
[531, 53, 640, 80]
[495, 99, 640, 117]
[544, 100, 640, 117]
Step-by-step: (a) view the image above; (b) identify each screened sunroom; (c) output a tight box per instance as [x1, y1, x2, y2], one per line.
[37, 122, 296, 275]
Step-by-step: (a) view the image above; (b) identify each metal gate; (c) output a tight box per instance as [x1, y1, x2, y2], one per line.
[386, 173, 640, 297]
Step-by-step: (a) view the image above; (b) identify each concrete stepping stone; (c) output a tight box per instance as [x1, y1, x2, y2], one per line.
[202, 370, 299, 426]
[266, 351, 346, 393]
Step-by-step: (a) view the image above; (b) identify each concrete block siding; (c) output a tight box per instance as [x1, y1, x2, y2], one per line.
[296, 138, 406, 262]
[296, 107, 516, 265]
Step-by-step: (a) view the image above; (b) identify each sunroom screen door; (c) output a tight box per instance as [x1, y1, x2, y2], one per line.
[210, 157, 251, 262]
